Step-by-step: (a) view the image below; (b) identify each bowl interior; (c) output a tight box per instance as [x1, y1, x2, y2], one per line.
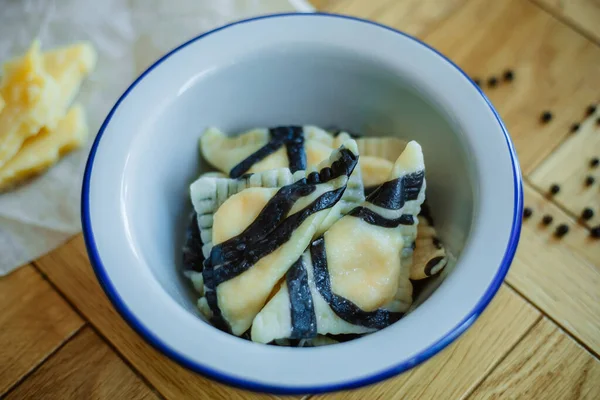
[124, 43, 475, 316]
[86, 14, 518, 392]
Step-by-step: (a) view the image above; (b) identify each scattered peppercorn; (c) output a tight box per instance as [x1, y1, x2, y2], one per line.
[591, 157, 599, 168]
[570, 123, 580, 133]
[581, 208, 594, 220]
[503, 69, 514, 82]
[540, 111, 553, 123]
[542, 214, 553, 225]
[549, 184, 560, 195]
[554, 224, 569, 238]
[587, 104, 597, 116]
[591, 226, 600, 238]
[585, 176, 595, 186]
[487, 76, 498, 87]
[523, 207, 533, 218]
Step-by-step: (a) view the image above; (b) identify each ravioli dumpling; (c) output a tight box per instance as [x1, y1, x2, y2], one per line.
[251, 141, 427, 343]
[200, 126, 349, 178]
[194, 140, 363, 335]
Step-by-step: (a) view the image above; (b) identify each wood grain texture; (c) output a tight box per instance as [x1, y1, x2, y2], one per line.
[313, 286, 540, 400]
[5, 327, 159, 400]
[529, 107, 600, 228]
[0, 265, 84, 396]
[506, 183, 600, 356]
[468, 318, 600, 400]
[321, 0, 468, 37]
[421, 0, 600, 174]
[534, 0, 600, 43]
[33, 236, 284, 400]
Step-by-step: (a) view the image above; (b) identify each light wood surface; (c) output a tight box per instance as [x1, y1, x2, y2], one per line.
[529, 107, 600, 228]
[0, 265, 84, 396]
[4, 327, 159, 400]
[313, 286, 540, 400]
[469, 318, 600, 400]
[0, 0, 599, 399]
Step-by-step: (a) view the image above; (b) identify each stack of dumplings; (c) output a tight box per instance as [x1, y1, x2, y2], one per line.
[182, 125, 449, 346]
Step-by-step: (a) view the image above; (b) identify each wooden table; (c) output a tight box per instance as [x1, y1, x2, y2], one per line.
[2, 0, 600, 398]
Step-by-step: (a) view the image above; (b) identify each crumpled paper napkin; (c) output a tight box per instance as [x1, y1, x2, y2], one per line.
[0, 0, 313, 276]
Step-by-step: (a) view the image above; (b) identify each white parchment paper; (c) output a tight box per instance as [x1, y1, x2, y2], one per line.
[0, 0, 313, 275]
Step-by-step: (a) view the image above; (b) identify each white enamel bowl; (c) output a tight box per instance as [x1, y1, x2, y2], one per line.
[82, 13, 522, 394]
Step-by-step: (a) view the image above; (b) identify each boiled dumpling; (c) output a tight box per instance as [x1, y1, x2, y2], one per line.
[192, 140, 363, 335]
[200, 125, 350, 178]
[408, 216, 448, 280]
[251, 141, 427, 343]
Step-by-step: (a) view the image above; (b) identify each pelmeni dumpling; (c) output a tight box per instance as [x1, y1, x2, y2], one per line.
[193, 140, 364, 335]
[408, 216, 448, 280]
[200, 125, 349, 178]
[251, 141, 427, 344]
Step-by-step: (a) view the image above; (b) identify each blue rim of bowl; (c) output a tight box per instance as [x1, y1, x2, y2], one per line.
[81, 12, 523, 395]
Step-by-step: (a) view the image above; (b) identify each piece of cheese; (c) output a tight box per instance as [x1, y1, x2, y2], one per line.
[0, 104, 88, 192]
[0, 40, 97, 169]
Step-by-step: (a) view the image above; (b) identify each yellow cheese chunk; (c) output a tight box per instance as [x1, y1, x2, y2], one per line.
[0, 104, 88, 191]
[0, 41, 97, 169]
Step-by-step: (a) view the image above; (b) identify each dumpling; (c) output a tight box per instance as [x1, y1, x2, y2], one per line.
[408, 216, 448, 280]
[199, 125, 349, 178]
[251, 141, 426, 344]
[355, 136, 409, 192]
[192, 140, 363, 335]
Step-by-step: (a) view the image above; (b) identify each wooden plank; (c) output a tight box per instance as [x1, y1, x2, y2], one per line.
[33, 236, 284, 400]
[0, 265, 84, 396]
[313, 285, 540, 400]
[321, 0, 468, 38]
[533, 0, 600, 44]
[529, 107, 600, 228]
[421, 0, 600, 174]
[506, 182, 600, 356]
[5, 327, 159, 400]
[521, 182, 600, 266]
[468, 318, 600, 400]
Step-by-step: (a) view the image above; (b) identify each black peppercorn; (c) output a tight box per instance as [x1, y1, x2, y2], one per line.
[585, 176, 595, 186]
[570, 123, 580, 133]
[587, 104, 597, 116]
[554, 224, 569, 237]
[549, 184, 560, 195]
[523, 207, 533, 218]
[503, 69, 514, 82]
[591, 158, 599, 168]
[541, 111, 553, 123]
[581, 208, 594, 220]
[488, 76, 498, 87]
[591, 226, 600, 238]
[542, 214, 553, 225]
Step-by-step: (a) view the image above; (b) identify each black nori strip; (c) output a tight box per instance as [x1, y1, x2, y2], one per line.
[347, 207, 414, 228]
[182, 212, 204, 272]
[210, 187, 345, 287]
[424, 256, 445, 276]
[366, 171, 425, 210]
[311, 237, 403, 329]
[364, 185, 378, 197]
[229, 126, 306, 178]
[287, 257, 317, 339]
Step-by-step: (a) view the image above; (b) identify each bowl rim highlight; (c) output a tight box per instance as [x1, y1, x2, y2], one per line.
[81, 12, 523, 395]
